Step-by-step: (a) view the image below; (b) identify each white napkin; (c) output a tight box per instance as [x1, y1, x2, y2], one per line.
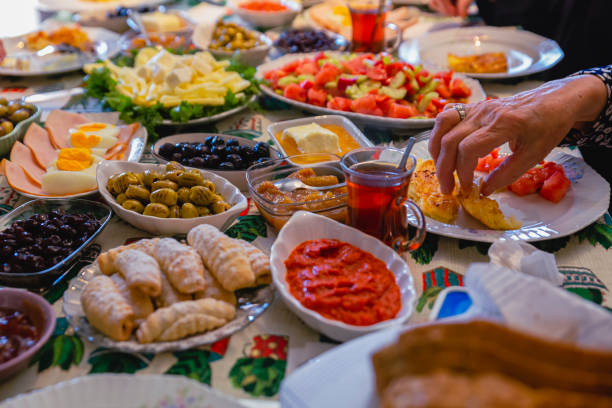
[464, 240, 612, 350]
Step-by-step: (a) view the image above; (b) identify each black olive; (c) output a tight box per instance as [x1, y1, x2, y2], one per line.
[239, 145, 258, 162]
[1, 263, 11, 273]
[225, 145, 241, 156]
[204, 135, 216, 147]
[253, 142, 270, 158]
[180, 156, 191, 166]
[226, 138, 239, 147]
[158, 143, 176, 159]
[218, 161, 235, 170]
[181, 144, 197, 158]
[226, 153, 245, 170]
[0, 245, 12, 258]
[210, 145, 226, 159]
[210, 136, 225, 147]
[171, 152, 183, 162]
[254, 157, 272, 165]
[190, 156, 205, 168]
[204, 154, 221, 169]
[46, 234, 62, 246]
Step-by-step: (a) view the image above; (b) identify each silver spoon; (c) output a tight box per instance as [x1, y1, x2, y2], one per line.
[273, 178, 345, 193]
[398, 137, 416, 170]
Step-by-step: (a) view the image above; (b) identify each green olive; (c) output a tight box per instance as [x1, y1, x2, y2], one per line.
[112, 172, 140, 195]
[6, 103, 22, 115]
[150, 188, 178, 206]
[116, 193, 128, 205]
[22, 103, 36, 112]
[180, 202, 198, 218]
[0, 105, 8, 117]
[202, 180, 215, 193]
[9, 109, 31, 124]
[143, 203, 170, 218]
[151, 179, 178, 191]
[211, 200, 231, 214]
[196, 206, 211, 216]
[122, 199, 144, 213]
[142, 169, 160, 187]
[0, 97, 8, 106]
[178, 170, 204, 187]
[125, 185, 150, 202]
[1, 121, 13, 135]
[0, 126, 6, 137]
[189, 185, 214, 206]
[163, 170, 183, 183]
[177, 187, 190, 204]
[169, 205, 181, 218]
[166, 161, 184, 172]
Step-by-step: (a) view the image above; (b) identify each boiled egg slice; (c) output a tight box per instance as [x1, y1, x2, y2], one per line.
[41, 148, 102, 195]
[69, 122, 120, 155]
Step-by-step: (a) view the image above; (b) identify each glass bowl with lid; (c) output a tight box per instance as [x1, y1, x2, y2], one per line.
[246, 153, 348, 231]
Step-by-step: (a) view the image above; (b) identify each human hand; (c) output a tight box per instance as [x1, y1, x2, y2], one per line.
[428, 0, 472, 17]
[428, 75, 608, 196]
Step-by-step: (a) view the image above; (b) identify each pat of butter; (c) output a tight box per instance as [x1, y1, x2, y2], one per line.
[141, 12, 184, 33]
[282, 123, 340, 154]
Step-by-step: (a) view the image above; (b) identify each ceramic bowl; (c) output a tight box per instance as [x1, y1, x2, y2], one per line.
[230, 0, 302, 29]
[0, 199, 112, 289]
[97, 161, 248, 235]
[0, 288, 55, 380]
[152, 133, 282, 192]
[192, 24, 272, 67]
[0, 104, 41, 156]
[270, 211, 416, 341]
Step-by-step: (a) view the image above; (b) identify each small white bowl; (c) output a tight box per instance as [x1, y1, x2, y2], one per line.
[230, 0, 302, 29]
[192, 24, 272, 67]
[97, 161, 248, 235]
[266, 115, 374, 161]
[151, 133, 282, 192]
[270, 211, 416, 342]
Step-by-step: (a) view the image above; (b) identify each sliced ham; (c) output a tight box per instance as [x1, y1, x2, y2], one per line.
[104, 123, 140, 160]
[10, 142, 45, 186]
[1, 159, 45, 196]
[45, 110, 89, 150]
[23, 123, 58, 169]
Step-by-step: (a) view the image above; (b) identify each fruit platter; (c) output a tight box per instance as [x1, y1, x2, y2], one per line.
[256, 52, 485, 129]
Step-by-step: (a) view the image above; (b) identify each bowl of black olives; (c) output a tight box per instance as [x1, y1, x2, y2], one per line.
[0, 98, 41, 157]
[0, 199, 112, 289]
[152, 133, 282, 191]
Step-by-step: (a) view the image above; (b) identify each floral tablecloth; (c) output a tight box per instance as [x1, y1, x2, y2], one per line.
[0, 71, 611, 406]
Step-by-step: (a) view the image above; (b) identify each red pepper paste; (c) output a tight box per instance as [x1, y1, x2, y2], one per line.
[284, 239, 401, 326]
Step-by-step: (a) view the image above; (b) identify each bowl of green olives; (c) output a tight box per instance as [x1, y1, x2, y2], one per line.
[96, 160, 248, 235]
[192, 21, 272, 67]
[0, 98, 41, 156]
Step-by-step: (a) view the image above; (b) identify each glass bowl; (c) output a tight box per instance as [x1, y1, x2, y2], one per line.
[0, 199, 112, 289]
[246, 153, 348, 231]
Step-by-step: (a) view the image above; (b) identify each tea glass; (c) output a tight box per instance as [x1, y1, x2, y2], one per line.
[347, 0, 400, 53]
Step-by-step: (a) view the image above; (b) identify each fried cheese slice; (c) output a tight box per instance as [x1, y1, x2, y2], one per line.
[458, 181, 522, 230]
[408, 159, 460, 224]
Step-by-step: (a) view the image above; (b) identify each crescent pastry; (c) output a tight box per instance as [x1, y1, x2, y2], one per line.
[109, 273, 154, 323]
[96, 238, 159, 275]
[154, 269, 192, 308]
[153, 238, 206, 294]
[237, 239, 271, 286]
[187, 224, 255, 291]
[114, 249, 162, 297]
[81, 275, 134, 341]
[194, 268, 237, 306]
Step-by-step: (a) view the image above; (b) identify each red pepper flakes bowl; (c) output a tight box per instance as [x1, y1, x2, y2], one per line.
[270, 211, 416, 342]
[230, 0, 302, 29]
[0, 288, 56, 381]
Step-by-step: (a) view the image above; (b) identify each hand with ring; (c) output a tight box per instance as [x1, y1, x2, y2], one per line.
[428, 75, 608, 196]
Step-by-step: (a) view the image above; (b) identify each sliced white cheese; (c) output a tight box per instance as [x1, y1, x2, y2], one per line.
[166, 66, 193, 89]
[282, 123, 340, 154]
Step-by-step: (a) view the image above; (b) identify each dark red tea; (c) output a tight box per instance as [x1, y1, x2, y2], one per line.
[346, 161, 409, 239]
[349, 7, 387, 53]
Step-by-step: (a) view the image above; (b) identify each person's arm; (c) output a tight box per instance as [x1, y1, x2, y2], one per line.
[428, 66, 610, 196]
[428, 0, 472, 17]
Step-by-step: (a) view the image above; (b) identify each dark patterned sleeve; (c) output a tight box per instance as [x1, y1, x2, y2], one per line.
[564, 65, 612, 147]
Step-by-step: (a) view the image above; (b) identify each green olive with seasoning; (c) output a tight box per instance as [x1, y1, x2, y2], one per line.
[196, 206, 211, 216]
[1, 121, 14, 135]
[177, 187, 190, 204]
[9, 109, 30, 123]
[169, 205, 181, 218]
[0, 105, 8, 117]
[125, 185, 150, 202]
[180, 203, 198, 218]
[116, 193, 128, 205]
[150, 188, 178, 206]
[142, 169, 160, 187]
[0, 97, 7, 106]
[189, 185, 214, 206]
[151, 179, 178, 191]
[143, 203, 170, 218]
[178, 170, 204, 187]
[6, 102, 22, 115]
[122, 199, 144, 213]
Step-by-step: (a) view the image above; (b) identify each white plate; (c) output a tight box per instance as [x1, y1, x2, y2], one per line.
[399, 26, 564, 79]
[410, 139, 610, 242]
[63, 262, 274, 353]
[280, 326, 401, 408]
[1, 374, 247, 408]
[0, 27, 121, 77]
[37, 0, 167, 12]
[97, 161, 248, 235]
[160, 95, 256, 126]
[270, 211, 416, 342]
[229, 0, 302, 29]
[266, 115, 374, 158]
[255, 52, 485, 130]
[17, 112, 147, 200]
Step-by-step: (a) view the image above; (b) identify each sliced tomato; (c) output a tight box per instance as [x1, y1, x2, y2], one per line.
[283, 83, 307, 102]
[431, 98, 448, 110]
[433, 70, 453, 86]
[388, 103, 419, 119]
[450, 78, 471, 98]
[509, 173, 541, 196]
[539, 169, 570, 203]
[351, 94, 383, 116]
[327, 96, 352, 112]
[415, 70, 432, 87]
[475, 148, 504, 173]
[539, 161, 563, 180]
[342, 58, 367, 75]
[314, 64, 341, 86]
[263, 69, 287, 86]
[435, 82, 451, 99]
[281, 60, 301, 74]
[366, 66, 387, 82]
[385, 62, 405, 77]
[295, 61, 319, 76]
[299, 79, 314, 90]
[307, 87, 327, 106]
